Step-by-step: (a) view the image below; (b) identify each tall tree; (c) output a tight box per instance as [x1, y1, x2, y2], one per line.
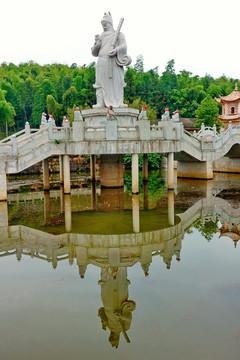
[195, 95, 220, 128]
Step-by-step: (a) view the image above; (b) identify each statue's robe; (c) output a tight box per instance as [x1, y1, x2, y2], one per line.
[92, 30, 131, 108]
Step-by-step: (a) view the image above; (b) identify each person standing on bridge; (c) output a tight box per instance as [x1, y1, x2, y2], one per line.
[91, 12, 132, 108]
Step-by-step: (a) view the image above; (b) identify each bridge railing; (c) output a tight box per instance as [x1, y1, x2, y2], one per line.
[16, 126, 49, 157]
[182, 130, 201, 150]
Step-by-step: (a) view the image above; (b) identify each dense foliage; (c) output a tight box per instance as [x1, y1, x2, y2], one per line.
[0, 57, 239, 138]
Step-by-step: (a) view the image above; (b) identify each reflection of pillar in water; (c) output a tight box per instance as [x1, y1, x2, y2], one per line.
[100, 187, 124, 211]
[205, 179, 213, 198]
[91, 181, 97, 211]
[44, 191, 51, 225]
[143, 180, 148, 210]
[64, 194, 72, 232]
[60, 185, 64, 213]
[168, 190, 175, 226]
[0, 201, 8, 227]
[132, 194, 140, 233]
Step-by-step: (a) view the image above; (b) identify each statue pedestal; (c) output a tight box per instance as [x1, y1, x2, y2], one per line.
[82, 107, 139, 188]
[100, 154, 124, 188]
[82, 107, 139, 127]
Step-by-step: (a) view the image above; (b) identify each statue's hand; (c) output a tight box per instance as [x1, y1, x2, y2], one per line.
[94, 34, 101, 46]
[108, 48, 117, 57]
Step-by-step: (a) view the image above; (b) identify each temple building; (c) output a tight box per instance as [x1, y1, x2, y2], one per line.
[216, 82, 240, 129]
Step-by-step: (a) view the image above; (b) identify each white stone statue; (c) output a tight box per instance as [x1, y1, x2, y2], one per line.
[91, 12, 132, 108]
[138, 106, 148, 121]
[107, 105, 116, 120]
[172, 109, 180, 121]
[41, 112, 47, 125]
[161, 107, 170, 121]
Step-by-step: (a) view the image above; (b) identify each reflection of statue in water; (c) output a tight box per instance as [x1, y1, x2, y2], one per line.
[91, 12, 132, 108]
[98, 267, 136, 348]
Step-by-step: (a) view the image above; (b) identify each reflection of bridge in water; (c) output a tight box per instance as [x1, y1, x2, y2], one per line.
[1, 191, 240, 272]
[1, 188, 240, 347]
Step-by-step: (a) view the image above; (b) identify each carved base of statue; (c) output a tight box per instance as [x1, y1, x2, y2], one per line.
[82, 107, 139, 127]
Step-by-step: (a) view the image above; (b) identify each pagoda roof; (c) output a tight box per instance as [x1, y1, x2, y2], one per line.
[216, 83, 240, 103]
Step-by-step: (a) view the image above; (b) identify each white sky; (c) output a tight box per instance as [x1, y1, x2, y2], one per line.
[2, 0, 240, 79]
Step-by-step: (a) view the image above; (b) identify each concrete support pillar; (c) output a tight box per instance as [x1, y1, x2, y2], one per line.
[64, 194, 72, 232]
[132, 194, 140, 233]
[167, 152, 174, 190]
[59, 155, 64, 184]
[100, 154, 124, 187]
[90, 155, 96, 181]
[213, 157, 240, 173]
[0, 172, 7, 201]
[143, 154, 148, 181]
[168, 190, 175, 226]
[42, 158, 50, 191]
[0, 201, 8, 227]
[178, 160, 213, 179]
[60, 185, 64, 213]
[63, 155, 71, 194]
[132, 153, 139, 194]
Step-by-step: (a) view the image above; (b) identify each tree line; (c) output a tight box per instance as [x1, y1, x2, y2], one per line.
[0, 56, 239, 138]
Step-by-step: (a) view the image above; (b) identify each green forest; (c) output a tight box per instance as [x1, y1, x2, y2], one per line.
[0, 55, 239, 139]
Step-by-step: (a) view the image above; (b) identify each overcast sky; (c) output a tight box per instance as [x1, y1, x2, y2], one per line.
[2, 0, 240, 79]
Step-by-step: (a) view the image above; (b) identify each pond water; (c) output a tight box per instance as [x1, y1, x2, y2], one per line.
[1, 172, 240, 360]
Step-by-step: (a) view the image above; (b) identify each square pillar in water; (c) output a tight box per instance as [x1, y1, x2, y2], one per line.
[100, 154, 124, 187]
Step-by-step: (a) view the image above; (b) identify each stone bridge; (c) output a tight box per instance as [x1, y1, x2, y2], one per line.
[0, 107, 240, 200]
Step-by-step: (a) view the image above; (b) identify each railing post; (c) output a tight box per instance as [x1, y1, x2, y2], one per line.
[12, 135, 18, 156]
[25, 121, 30, 136]
[48, 122, 53, 140]
[72, 107, 85, 141]
[213, 124, 216, 137]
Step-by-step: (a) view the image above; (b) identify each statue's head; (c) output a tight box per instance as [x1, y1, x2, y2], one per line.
[101, 12, 113, 30]
[109, 331, 120, 348]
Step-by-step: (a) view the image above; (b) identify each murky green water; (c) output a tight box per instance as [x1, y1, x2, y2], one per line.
[1, 172, 240, 360]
